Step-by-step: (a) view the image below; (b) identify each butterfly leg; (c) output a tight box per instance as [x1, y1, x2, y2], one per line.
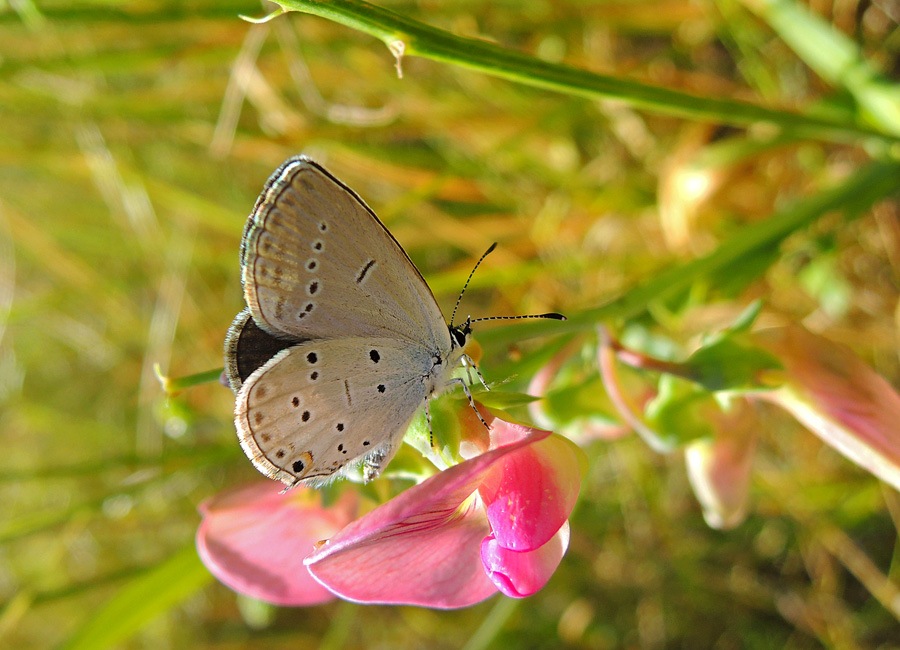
[461, 354, 490, 391]
[447, 376, 491, 432]
[424, 397, 435, 448]
[363, 445, 391, 483]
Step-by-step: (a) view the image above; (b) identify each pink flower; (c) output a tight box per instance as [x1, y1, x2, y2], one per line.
[197, 415, 582, 608]
[753, 325, 900, 492]
[196, 482, 358, 606]
[599, 322, 900, 530]
[684, 401, 759, 530]
[304, 416, 582, 608]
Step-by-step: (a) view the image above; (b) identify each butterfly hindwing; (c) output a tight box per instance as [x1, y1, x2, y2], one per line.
[235, 336, 433, 485]
[241, 157, 450, 353]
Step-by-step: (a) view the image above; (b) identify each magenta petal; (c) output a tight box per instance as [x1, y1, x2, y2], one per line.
[305, 430, 549, 608]
[479, 426, 581, 552]
[197, 482, 356, 606]
[481, 521, 570, 598]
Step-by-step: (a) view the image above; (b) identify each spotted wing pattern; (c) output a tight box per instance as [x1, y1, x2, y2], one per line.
[235, 336, 434, 486]
[240, 156, 451, 353]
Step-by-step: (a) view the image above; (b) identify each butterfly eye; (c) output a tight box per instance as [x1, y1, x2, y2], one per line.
[450, 327, 467, 348]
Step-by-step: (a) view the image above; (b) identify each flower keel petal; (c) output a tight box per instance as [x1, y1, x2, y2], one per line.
[481, 521, 570, 598]
[480, 428, 581, 551]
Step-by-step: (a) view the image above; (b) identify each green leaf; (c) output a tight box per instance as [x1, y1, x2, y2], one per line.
[475, 390, 539, 410]
[236, 595, 277, 629]
[644, 376, 716, 446]
[684, 337, 782, 391]
[59, 544, 213, 650]
[542, 375, 620, 429]
[727, 300, 764, 334]
[402, 395, 463, 469]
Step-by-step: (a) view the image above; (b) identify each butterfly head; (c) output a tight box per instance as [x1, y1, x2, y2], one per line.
[449, 319, 472, 350]
[447, 243, 565, 353]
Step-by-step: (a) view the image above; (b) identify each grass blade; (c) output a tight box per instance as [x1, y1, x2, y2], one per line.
[58, 545, 212, 650]
[275, 0, 897, 146]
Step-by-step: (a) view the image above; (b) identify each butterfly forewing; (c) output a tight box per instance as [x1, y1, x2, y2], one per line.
[235, 336, 433, 485]
[241, 157, 450, 352]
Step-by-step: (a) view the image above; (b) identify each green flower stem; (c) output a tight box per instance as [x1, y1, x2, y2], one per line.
[156, 365, 224, 393]
[477, 159, 900, 346]
[276, 0, 897, 147]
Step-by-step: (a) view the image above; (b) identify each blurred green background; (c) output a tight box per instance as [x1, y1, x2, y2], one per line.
[2, 0, 900, 648]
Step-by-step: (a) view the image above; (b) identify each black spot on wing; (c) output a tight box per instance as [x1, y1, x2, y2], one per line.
[356, 259, 376, 284]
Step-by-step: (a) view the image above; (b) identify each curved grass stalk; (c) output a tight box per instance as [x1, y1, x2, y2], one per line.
[274, 0, 898, 148]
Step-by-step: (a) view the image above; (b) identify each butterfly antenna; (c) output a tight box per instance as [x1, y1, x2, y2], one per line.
[449, 242, 497, 327]
[468, 313, 567, 325]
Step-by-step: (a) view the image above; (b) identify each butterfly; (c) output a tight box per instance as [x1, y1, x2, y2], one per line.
[224, 156, 563, 487]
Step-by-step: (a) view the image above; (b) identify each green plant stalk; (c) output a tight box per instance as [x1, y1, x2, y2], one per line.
[477, 159, 900, 346]
[744, 0, 900, 137]
[275, 0, 897, 147]
[157, 366, 225, 394]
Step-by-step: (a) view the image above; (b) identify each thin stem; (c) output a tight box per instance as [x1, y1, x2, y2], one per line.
[476, 159, 900, 346]
[276, 0, 898, 148]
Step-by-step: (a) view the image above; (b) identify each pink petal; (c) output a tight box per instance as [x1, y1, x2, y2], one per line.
[481, 521, 570, 598]
[196, 482, 356, 606]
[305, 430, 549, 608]
[478, 424, 581, 552]
[684, 401, 759, 530]
[755, 325, 900, 491]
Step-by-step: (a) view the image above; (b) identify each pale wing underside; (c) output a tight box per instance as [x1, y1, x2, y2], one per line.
[241, 156, 450, 352]
[235, 337, 432, 486]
